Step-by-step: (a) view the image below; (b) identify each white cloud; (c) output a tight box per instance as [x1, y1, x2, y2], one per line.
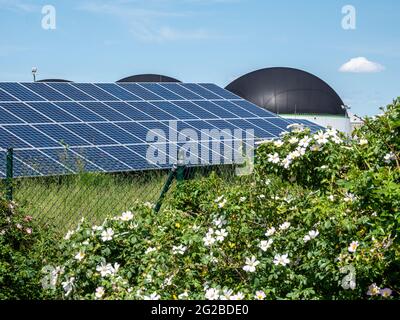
[339, 57, 385, 73]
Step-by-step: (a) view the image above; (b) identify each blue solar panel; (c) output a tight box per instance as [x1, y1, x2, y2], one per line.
[0, 82, 320, 178]
[237, 119, 277, 138]
[266, 117, 292, 130]
[0, 106, 24, 124]
[0, 150, 5, 178]
[205, 119, 238, 132]
[193, 101, 238, 118]
[138, 121, 171, 138]
[90, 123, 142, 144]
[13, 152, 45, 177]
[47, 83, 95, 101]
[100, 145, 148, 170]
[63, 123, 116, 145]
[14, 149, 72, 175]
[55, 102, 106, 122]
[5, 125, 61, 148]
[140, 83, 184, 100]
[181, 120, 218, 134]
[95, 83, 142, 101]
[128, 101, 177, 120]
[232, 100, 278, 118]
[125, 144, 169, 169]
[212, 100, 256, 118]
[151, 101, 198, 119]
[34, 124, 90, 147]
[0, 103, 52, 123]
[104, 102, 153, 121]
[251, 119, 288, 136]
[118, 83, 163, 100]
[180, 84, 222, 100]
[0, 128, 31, 148]
[115, 122, 149, 142]
[72, 147, 130, 172]
[225, 119, 257, 138]
[0, 88, 17, 102]
[160, 83, 204, 100]
[199, 83, 241, 100]
[71, 83, 119, 101]
[21, 83, 71, 101]
[28, 102, 81, 123]
[80, 102, 131, 121]
[42, 148, 99, 173]
[173, 120, 239, 163]
[173, 101, 219, 119]
[0, 83, 45, 101]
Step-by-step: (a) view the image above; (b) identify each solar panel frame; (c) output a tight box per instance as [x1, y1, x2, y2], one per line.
[0, 81, 323, 178]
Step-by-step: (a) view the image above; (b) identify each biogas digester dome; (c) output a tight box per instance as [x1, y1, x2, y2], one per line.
[226, 67, 351, 133]
[117, 74, 181, 83]
[37, 79, 72, 82]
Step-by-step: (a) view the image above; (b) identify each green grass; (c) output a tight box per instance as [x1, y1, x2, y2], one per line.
[13, 170, 169, 234]
[6, 165, 239, 235]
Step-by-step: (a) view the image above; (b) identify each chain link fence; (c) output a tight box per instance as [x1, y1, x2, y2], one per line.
[1, 148, 242, 234]
[1, 148, 170, 234]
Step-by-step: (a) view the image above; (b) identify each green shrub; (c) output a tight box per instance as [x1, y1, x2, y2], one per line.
[45, 179, 398, 299]
[0, 198, 57, 299]
[9, 98, 400, 300]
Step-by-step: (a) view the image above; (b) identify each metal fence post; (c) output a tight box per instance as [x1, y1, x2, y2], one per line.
[176, 164, 185, 183]
[176, 148, 186, 183]
[6, 148, 14, 201]
[154, 166, 177, 213]
[153, 148, 188, 213]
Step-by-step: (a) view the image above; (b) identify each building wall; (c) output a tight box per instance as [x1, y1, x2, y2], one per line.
[282, 114, 352, 134]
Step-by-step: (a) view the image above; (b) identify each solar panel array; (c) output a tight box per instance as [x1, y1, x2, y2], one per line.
[0, 82, 323, 178]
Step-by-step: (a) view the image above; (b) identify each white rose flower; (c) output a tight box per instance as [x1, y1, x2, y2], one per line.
[205, 288, 220, 300]
[273, 254, 290, 266]
[243, 256, 260, 273]
[95, 287, 105, 299]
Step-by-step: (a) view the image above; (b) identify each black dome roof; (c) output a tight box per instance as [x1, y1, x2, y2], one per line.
[37, 79, 72, 82]
[117, 74, 181, 83]
[226, 67, 345, 116]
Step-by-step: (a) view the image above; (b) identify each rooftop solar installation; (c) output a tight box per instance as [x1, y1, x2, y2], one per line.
[0, 82, 324, 178]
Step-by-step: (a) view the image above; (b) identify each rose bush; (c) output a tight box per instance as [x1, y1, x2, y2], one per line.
[0, 99, 396, 300]
[0, 199, 57, 299]
[41, 99, 399, 300]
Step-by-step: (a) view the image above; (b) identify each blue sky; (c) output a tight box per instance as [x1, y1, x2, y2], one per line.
[0, 0, 399, 116]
